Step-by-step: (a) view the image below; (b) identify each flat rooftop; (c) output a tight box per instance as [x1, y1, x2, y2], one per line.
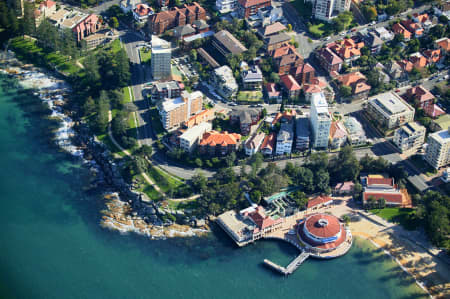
[370, 92, 413, 116]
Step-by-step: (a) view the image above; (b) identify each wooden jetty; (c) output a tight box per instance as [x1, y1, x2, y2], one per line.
[263, 251, 311, 275]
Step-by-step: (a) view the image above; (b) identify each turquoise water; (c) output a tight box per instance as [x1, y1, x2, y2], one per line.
[0, 74, 428, 299]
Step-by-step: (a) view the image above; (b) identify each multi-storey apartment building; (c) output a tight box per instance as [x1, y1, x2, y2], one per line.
[276, 122, 294, 155]
[310, 92, 331, 149]
[237, 0, 271, 18]
[151, 81, 182, 102]
[393, 122, 426, 155]
[216, 0, 237, 13]
[366, 92, 415, 130]
[211, 66, 239, 100]
[151, 35, 171, 80]
[295, 116, 310, 150]
[425, 128, 450, 169]
[179, 122, 212, 152]
[306, 0, 350, 22]
[157, 91, 203, 130]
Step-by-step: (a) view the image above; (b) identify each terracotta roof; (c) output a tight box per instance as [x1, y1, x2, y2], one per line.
[424, 104, 445, 118]
[238, 0, 270, 8]
[363, 192, 403, 204]
[272, 110, 296, 125]
[337, 71, 366, 87]
[423, 49, 441, 64]
[40, 0, 56, 8]
[367, 177, 394, 187]
[304, 214, 341, 238]
[436, 37, 450, 52]
[318, 47, 343, 65]
[334, 181, 355, 192]
[262, 22, 286, 36]
[330, 121, 347, 139]
[271, 44, 294, 58]
[265, 83, 280, 97]
[307, 196, 333, 209]
[392, 23, 412, 39]
[407, 86, 435, 103]
[280, 75, 301, 91]
[199, 130, 241, 146]
[398, 59, 414, 72]
[409, 53, 427, 68]
[329, 38, 364, 59]
[245, 206, 282, 230]
[293, 63, 314, 75]
[401, 20, 423, 36]
[354, 82, 371, 94]
[413, 13, 429, 23]
[303, 84, 322, 94]
[261, 132, 276, 151]
[134, 3, 153, 16]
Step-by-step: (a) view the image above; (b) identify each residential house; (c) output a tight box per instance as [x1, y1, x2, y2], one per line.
[265, 32, 291, 52]
[366, 92, 415, 130]
[328, 38, 365, 64]
[423, 49, 442, 65]
[151, 81, 183, 102]
[157, 90, 203, 130]
[261, 132, 276, 155]
[344, 116, 366, 146]
[199, 131, 242, 156]
[212, 30, 247, 58]
[361, 175, 412, 207]
[230, 109, 260, 135]
[72, 14, 101, 42]
[237, 0, 271, 18]
[212, 66, 239, 100]
[336, 71, 371, 100]
[412, 13, 433, 31]
[358, 30, 384, 54]
[272, 110, 297, 126]
[386, 61, 407, 81]
[435, 37, 450, 54]
[245, 132, 266, 155]
[393, 122, 426, 155]
[295, 116, 310, 150]
[271, 45, 303, 75]
[258, 22, 287, 38]
[424, 103, 445, 119]
[425, 128, 450, 169]
[146, 2, 206, 35]
[404, 85, 435, 109]
[242, 65, 263, 90]
[303, 78, 327, 102]
[409, 52, 427, 69]
[276, 122, 294, 155]
[292, 63, 315, 85]
[265, 83, 282, 103]
[329, 121, 348, 149]
[280, 75, 301, 98]
[401, 19, 424, 37]
[397, 59, 414, 73]
[179, 122, 212, 152]
[133, 3, 153, 23]
[392, 23, 412, 41]
[316, 47, 343, 74]
[373, 27, 394, 41]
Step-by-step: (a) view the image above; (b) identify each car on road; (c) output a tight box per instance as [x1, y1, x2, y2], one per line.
[324, 36, 331, 41]
[229, 102, 237, 106]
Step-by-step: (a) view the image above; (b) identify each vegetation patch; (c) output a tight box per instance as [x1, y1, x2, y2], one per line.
[371, 208, 421, 230]
[139, 47, 151, 64]
[408, 155, 437, 177]
[149, 107, 165, 137]
[290, 0, 312, 18]
[237, 91, 263, 103]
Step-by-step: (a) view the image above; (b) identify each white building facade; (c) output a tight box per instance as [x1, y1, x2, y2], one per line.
[393, 122, 426, 155]
[310, 92, 331, 149]
[306, 0, 351, 22]
[179, 122, 212, 152]
[151, 35, 171, 80]
[216, 0, 236, 13]
[425, 128, 450, 169]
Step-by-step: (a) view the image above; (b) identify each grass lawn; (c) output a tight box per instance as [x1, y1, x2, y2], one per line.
[139, 48, 151, 64]
[290, 0, 312, 18]
[167, 198, 200, 211]
[147, 166, 183, 193]
[135, 174, 163, 201]
[10, 37, 80, 76]
[237, 91, 263, 103]
[408, 155, 437, 177]
[97, 134, 126, 157]
[171, 64, 183, 78]
[110, 39, 122, 53]
[123, 86, 134, 103]
[371, 208, 421, 230]
[308, 23, 326, 37]
[149, 107, 165, 137]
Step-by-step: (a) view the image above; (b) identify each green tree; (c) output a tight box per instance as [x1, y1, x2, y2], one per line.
[270, 72, 280, 83]
[333, 11, 353, 32]
[109, 16, 119, 29]
[250, 190, 262, 204]
[340, 85, 352, 98]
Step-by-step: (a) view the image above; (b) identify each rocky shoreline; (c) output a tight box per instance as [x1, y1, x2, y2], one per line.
[0, 52, 209, 239]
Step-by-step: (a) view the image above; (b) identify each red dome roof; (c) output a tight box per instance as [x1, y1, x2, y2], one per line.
[304, 214, 341, 239]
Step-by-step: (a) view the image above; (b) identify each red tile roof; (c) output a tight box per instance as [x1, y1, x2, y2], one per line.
[307, 195, 333, 209]
[304, 214, 340, 238]
[423, 49, 441, 64]
[238, 0, 269, 8]
[318, 47, 343, 65]
[265, 83, 280, 97]
[245, 206, 282, 230]
[398, 59, 414, 72]
[436, 37, 450, 52]
[199, 130, 241, 147]
[363, 192, 403, 204]
[392, 23, 412, 39]
[406, 85, 435, 103]
[261, 132, 276, 152]
[330, 121, 347, 139]
[424, 104, 445, 118]
[409, 53, 427, 68]
[337, 71, 366, 87]
[280, 75, 301, 91]
[367, 177, 394, 187]
[293, 63, 315, 75]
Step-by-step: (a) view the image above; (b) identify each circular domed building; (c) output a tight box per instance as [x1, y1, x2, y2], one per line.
[298, 213, 351, 254]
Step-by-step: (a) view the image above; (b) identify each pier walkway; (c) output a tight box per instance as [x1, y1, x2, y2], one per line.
[264, 251, 311, 275]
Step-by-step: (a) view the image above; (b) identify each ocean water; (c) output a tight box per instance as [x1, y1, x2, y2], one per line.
[0, 74, 428, 299]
